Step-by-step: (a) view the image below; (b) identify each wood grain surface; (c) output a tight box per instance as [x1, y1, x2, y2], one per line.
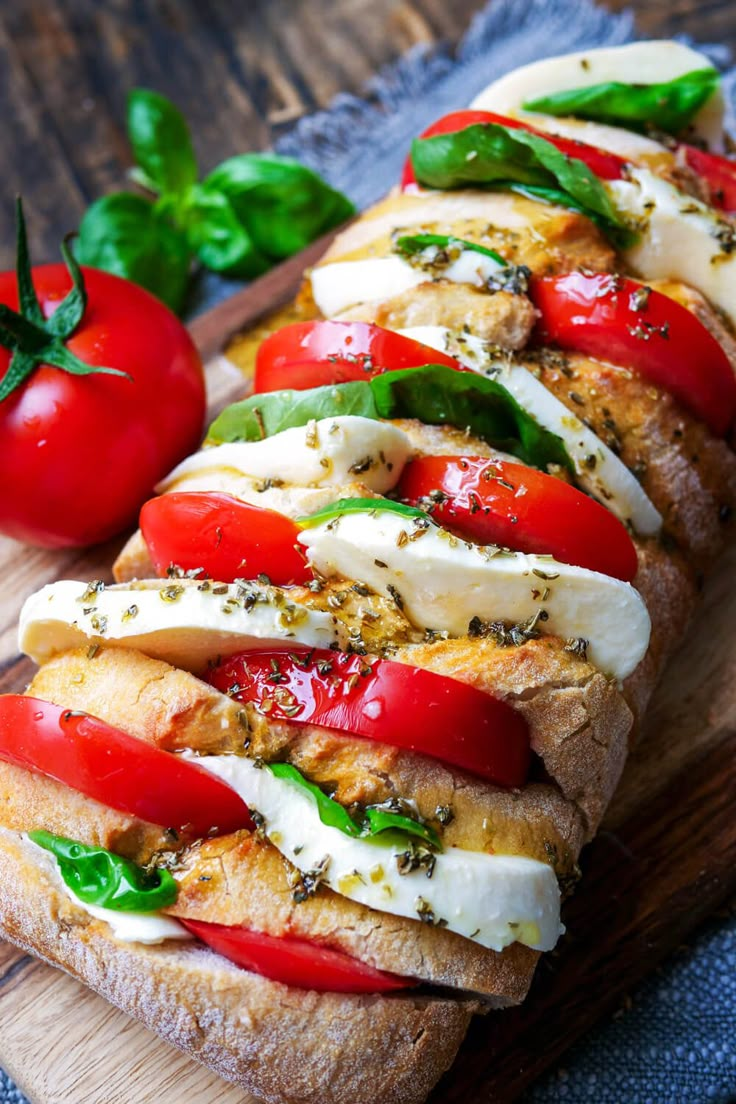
[0, 234, 736, 1103]
[1, 0, 734, 270]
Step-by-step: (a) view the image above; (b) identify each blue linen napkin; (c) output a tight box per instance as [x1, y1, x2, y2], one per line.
[3, 1, 736, 1100]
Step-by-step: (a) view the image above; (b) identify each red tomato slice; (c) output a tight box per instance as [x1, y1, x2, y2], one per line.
[400, 109, 626, 190]
[206, 648, 530, 788]
[680, 144, 736, 213]
[140, 492, 311, 586]
[253, 320, 460, 394]
[0, 695, 252, 837]
[397, 455, 638, 582]
[181, 919, 412, 993]
[530, 272, 736, 436]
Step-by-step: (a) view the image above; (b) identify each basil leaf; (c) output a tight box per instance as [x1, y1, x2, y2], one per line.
[203, 154, 355, 261]
[372, 365, 573, 473]
[267, 763, 361, 836]
[75, 193, 191, 313]
[182, 184, 270, 277]
[299, 498, 428, 528]
[127, 89, 198, 197]
[29, 830, 178, 912]
[523, 68, 720, 136]
[266, 764, 442, 850]
[411, 123, 630, 243]
[363, 807, 442, 850]
[207, 380, 379, 444]
[394, 233, 505, 265]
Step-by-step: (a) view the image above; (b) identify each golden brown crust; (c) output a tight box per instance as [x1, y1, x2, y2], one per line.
[318, 189, 616, 274]
[526, 348, 736, 571]
[337, 282, 537, 348]
[0, 829, 474, 1104]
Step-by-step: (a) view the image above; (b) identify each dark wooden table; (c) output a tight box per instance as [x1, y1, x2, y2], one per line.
[1, 0, 732, 268]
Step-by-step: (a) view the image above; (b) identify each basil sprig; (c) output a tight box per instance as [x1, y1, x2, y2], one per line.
[523, 68, 720, 137]
[207, 364, 571, 473]
[299, 498, 428, 528]
[268, 763, 442, 850]
[76, 89, 354, 314]
[410, 123, 634, 246]
[29, 830, 178, 912]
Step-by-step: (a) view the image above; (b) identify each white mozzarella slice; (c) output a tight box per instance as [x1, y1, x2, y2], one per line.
[608, 166, 736, 328]
[470, 42, 725, 151]
[183, 751, 562, 953]
[19, 580, 347, 672]
[299, 511, 650, 681]
[311, 250, 505, 318]
[397, 326, 662, 537]
[24, 834, 193, 946]
[159, 416, 411, 497]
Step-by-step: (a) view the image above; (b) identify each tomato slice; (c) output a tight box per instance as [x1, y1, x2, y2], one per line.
[680, 144, 736, 213]
[0, 695, 252, 837]
[530, 271, 736, 436]
[140, 492, 311, 586]
[180, 919, 412, 993]
[253, 319, 460, 394]
[397, 455, 638, 582]
[400, 109, 627, 190]
[206, 647, 530, 787]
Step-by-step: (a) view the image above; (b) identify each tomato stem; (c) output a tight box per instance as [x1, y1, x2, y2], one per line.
[0, 199, 131, 402]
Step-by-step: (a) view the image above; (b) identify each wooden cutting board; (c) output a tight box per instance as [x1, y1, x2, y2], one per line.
[1, 235, 735, 1104]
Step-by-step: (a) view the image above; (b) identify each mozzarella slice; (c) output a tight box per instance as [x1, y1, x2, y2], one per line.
[470, 41, 725, 151]
[183, 751, 562, 953]
[159, 416, 410, 497]
[299, 510, 650, 680]
[19, 580, 347, 672]
[607, 166, 736, 328]
[398, 325, 662, 537]
[311, 250, 505, 318]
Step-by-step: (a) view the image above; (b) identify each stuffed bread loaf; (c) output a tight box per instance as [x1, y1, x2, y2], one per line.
[3, 38, 736, 1104]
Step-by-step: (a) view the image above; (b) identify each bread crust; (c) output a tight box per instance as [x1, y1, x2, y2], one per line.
[0, 829, 475, 1104]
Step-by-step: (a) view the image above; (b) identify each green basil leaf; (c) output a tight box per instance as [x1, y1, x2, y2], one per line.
[203, 154, 355, 260]
[523, 68, 720, 136]
[363, 807, 442, 850]
[372, 365, 573, 473]
[394, 232, 505, 265]
[411, 123, 631, 243]
[266, 764, 441, 850]
[267, 763, 361, 836]
[207, 380, 379, 443]
[75, 193, 191, 314]
[182, 184, 270, 277]
[299, 497, 428, 528]
[127, 89, 198, 197]
[29, 830, 178, 912]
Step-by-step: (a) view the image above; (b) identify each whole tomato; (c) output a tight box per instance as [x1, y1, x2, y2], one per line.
[0, 208, 205, 547]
